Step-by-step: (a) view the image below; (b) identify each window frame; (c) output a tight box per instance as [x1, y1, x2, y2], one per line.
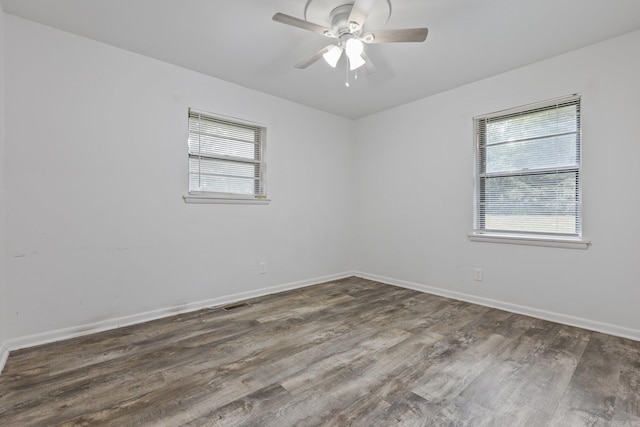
[183, 109, 269, 205]
[469, 95, 590, 249]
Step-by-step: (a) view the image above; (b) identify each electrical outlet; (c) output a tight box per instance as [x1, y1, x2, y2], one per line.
[474, 268, 483, 281]
[259, 261, 267, 274]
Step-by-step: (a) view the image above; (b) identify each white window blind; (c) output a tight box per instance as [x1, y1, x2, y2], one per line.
[474, 96, 581, 237]
[188, 109, 266, 198]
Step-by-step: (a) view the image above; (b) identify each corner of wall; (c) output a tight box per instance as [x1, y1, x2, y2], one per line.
[0, 4, 8, 374]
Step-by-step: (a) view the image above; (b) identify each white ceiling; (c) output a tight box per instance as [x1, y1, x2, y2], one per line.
[3, 0, 640, 119]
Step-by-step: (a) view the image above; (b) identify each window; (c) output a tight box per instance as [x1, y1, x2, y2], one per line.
[186, 109, 266, 202]
[472, 95, 586, 247]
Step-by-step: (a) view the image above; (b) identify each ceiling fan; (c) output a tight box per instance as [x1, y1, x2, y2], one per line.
[273, 0, 428, 80]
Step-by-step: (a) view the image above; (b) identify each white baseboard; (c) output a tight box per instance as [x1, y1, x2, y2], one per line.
[1, 271, 355, 361]
[0, 341, 9, 375]
[356, 271, 640, 342]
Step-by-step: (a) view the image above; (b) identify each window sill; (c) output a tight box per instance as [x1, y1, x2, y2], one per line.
[183, 195, 270, 205]
[468, 232, 590, 250]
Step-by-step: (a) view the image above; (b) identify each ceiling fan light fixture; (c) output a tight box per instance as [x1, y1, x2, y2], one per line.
[273, 0, 428, 82]
[323, 45, 343, 68]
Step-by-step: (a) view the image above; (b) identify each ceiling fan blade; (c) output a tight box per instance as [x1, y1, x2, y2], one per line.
[348, 0, 378, 31]
[363, 28, 429, 43]
[295, 45, 336, 69]
[273, 13, 336, 38]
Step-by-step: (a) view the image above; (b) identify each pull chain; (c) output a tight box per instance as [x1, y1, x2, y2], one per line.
[345, 57, 350, 87]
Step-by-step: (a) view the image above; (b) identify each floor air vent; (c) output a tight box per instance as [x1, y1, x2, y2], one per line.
[223, 302, 249, 311]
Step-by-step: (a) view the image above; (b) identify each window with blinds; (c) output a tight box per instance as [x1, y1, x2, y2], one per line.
[188, 109, 266, 198]
[474, 96, 581, 237]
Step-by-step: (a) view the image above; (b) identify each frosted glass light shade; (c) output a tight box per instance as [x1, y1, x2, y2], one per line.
[345, 38, 364, 58]
[349, 54, 366, 70]
[323, 45, 343, 68]
[345, 38, 365, 70]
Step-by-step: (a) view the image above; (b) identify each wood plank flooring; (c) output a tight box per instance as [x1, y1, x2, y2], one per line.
[1, 276, 639, 426]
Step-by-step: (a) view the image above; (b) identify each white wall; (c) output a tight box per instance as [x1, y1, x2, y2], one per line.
[0, 6, 7, 361]
[354, 29, 640, 338]
[4, 15, 355, 342]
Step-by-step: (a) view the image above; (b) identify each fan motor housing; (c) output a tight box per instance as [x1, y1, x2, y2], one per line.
[304, 0, 392, 32]
[329, 4, 353, 35]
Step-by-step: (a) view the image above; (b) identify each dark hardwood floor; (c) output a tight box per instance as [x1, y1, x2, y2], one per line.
[1, 277, 639, 426]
